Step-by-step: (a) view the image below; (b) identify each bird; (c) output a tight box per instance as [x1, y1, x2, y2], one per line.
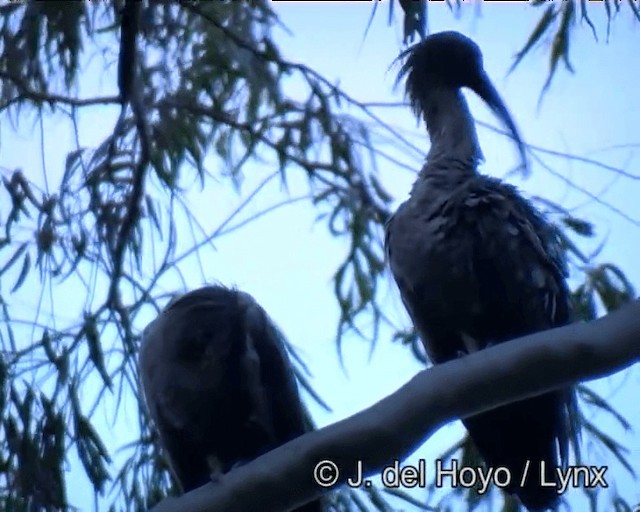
[138, 284, 323, 512]
[384, 31, 578, 511]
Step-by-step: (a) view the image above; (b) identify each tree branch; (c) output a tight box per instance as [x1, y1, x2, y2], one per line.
[149, 299, 640, 512]
[0, 70, 120, 108]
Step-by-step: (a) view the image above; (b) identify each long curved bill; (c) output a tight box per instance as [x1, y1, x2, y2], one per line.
[471, 71, 530, 177]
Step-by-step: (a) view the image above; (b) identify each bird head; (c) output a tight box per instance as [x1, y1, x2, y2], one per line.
[396, 31, 529, 175]
[140, 286, 246, 395]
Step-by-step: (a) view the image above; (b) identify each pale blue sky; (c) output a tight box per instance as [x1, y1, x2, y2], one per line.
[1, 2, 639, 510]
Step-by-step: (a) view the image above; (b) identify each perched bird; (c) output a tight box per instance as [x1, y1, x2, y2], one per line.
[139, 285, 322, 512]
[385, 31, 578, 510]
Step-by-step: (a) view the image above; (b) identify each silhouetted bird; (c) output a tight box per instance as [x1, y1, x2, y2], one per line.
[139, 285, 323, 512]
[385, 31, 579, 511]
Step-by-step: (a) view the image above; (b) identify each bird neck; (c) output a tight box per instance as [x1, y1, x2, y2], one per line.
[420, 88, 483, 178]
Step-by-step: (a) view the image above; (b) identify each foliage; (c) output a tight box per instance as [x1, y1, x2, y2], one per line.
[0, 1, 637, 511]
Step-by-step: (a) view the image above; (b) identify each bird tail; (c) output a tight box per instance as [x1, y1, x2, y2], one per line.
[462, 390, 571, 511]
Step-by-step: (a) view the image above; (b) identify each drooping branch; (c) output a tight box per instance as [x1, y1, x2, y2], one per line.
[150, 299, 640, 512]
[106, 0, 152, 318]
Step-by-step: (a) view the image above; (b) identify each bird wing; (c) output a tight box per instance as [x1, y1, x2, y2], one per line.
[451, 177, 571, 334]
[244, 301, 311, 443]
[385, 172, 575, 367]
[138, 312, 215, 491]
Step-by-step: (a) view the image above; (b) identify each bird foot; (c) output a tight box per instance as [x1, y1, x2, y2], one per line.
[456, 335, 496, 358]
[230, 459, 250, 470]
[460, 332, 481, 354]
[207, 455, 226, 485]
[207, 456, 252, 484]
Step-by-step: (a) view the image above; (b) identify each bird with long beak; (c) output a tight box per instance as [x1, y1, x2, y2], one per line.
[385, 31, 579, 511]
[139, 285, 323, 512]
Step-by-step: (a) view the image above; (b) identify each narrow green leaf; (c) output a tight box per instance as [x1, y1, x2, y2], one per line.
[578, 385, 631, 431]
[509, 5, 557, 74]
[145, 195, 161, 234]
[582, 418, 634, 476]
[626, 0, 640, 22]
[562, 216, 594, 237]
[540, 0, 576, 100]
[64, 148, 84, 177]
[0, 241, 29, 276]
[602, 263, 636, 299]
[83, 314, 112, 389]
[572, 283, 597, 321]
[11, 252, 31, 293]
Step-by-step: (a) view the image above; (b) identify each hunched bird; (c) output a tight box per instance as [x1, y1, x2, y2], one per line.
[139, 284, 323, 512]
[384, 31, 579, 511]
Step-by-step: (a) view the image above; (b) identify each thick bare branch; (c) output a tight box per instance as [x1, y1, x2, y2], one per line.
[151, 299, 640, 512]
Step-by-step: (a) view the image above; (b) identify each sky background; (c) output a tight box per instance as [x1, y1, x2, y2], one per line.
[1, 2, 639, 511]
